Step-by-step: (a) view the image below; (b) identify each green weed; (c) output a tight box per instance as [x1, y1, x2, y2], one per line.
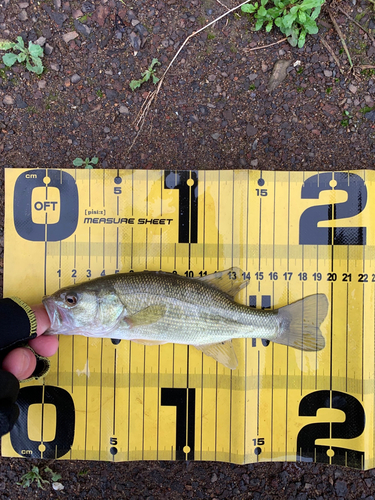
[73, 156, 99, 168]
[0, 36, 44, 74]
[241, 0, 324, 48]
[129, 58, 161, 91]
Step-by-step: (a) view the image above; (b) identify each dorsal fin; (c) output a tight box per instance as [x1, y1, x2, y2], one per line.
[197, 267, 249, 298]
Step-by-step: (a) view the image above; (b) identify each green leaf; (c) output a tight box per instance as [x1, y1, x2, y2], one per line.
[298, 11, 306, 23]
[90, 157, 99, 164]
[257, 5, 267, 17]
[300, 0, 324, 11]
[129, 79, 142, 91]
[298, 30, 307, 48]
[17, 52, 27, 62]
[303, 14, 319, 34]
[241, 3, 257, 13]
[26, 58, 44, 74]
[73, 158, 84, 166]
[152, 74, 160, 84]
[255, 18, 264, 30]
[265, 20, 273, 32]
[0, 40, 15, 50]
[282, 12, 297, 29]
[14, 36, 25, 49]
[311, 5, 322, 20]
[260, 0, 268, 5]
[3, 52, 17, 67]
[150, 58, 160, 68]
[28, 42, 43, 57]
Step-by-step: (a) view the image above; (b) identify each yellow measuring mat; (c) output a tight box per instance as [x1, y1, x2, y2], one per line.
[2, 168, 374, 469]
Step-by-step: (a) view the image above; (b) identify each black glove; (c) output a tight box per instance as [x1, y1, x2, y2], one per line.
[0, 297, 44, 437]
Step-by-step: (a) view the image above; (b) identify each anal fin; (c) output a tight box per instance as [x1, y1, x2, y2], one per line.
[194, 340, 238, 369]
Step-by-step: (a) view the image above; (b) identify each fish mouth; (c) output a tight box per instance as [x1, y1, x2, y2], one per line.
[42, 297, 74, 334]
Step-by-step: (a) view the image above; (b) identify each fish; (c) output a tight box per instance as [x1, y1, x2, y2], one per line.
[42, 268, 329, 370]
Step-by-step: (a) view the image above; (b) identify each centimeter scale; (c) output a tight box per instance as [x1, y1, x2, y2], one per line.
[2, 168, 374, 469]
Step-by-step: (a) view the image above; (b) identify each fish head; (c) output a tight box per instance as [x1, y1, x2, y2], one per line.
[43, 284, 126, 337]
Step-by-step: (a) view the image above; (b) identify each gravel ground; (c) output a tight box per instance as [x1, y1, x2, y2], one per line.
[1, 0, 375, 498]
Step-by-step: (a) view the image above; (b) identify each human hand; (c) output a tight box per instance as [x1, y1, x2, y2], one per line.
[1, 304, 58, 380]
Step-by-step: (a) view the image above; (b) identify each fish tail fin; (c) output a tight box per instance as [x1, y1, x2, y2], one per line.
[275, 294, 328, 351]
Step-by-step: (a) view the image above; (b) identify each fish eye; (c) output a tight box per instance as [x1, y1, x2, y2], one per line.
[65, 292, 78, 306]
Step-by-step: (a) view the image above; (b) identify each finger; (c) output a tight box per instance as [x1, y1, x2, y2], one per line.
[31, 304, 51, 336]
[2, 347, 37, 381]
[28, 335, 59, 357]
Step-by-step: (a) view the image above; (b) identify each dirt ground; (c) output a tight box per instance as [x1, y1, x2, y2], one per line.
[1, 0, 375, 498]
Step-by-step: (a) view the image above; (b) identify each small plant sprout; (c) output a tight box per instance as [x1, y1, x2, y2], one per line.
[341, 110, 352, 127]
[241, 0, 325, 48]
[129, 58, 161, 91]
[73, 157, 99, 168]
[0, 36, 44, 74]
[17, 466, 49, 489]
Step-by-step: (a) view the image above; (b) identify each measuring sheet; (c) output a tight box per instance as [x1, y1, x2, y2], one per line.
[2, 168, 374, 469]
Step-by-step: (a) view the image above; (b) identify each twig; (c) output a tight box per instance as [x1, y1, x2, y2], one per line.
[215, 0, 230, 11]
[327, 7, 353, 69]
[336, 5, 375, 43]
[244, 37, 287, 51]
[360, 65, 375, 69]
[127, 0, 252, 156]
[320, 37, 343, 73]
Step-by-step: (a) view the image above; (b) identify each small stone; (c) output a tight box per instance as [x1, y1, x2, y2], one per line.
[335, 480, 348, 497]
[44, 43, 53, 55]
[129, 31, 141, 51]
[211, 473, 217, 483]
[50, 63, 60, 71]
[71, 74, 81, 83]
[222, 109, 233, 121]
[119, 105, 129, 114]
[52, 482, 64, 491]
[3, 95, 14, 105]
[18, 10, 28, 21]
[131, 19, 140, 26]
[104, 127, 110, 133]
[349, 84, 358, 94]
[15, 94, 28, 109]
[38, 80, 46, 89]
[19, 2, 29, 8]
[261, 62, 268, 72]
[72, 9, 83, 19]
[250, 159, 258, 167]
[208, 74, 216, 82]
[365, 110, 375, 122]
[35, 37, 46, 46]
[74, 19, 91, 37]
[246, 123, 257, 137]
[211, 133, 220, 140]
[324, 70, 332, 77]
[81, 1, 95, 13]
[249, 73, 257, 81]
[62, 31, 78, 43]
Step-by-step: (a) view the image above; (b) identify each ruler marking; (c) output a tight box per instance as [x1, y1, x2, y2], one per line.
[99, 339, 103, 461]
[285, 171, 291, 460]
[215, 363, 218, 461]
[231, 171, 234, 269]
[127, 342, 131, 461]
[257, 350, 260, 436]
[84, 339, 89, 460]
[203, 171, 206, 271]
[103, 227, 105, 270]
[40, 382, 45, 459]
[103, 169, 105, 207]
[142, 346, 146, 460]
[217, 171, 220, 270]
[157, 345, 160, 461]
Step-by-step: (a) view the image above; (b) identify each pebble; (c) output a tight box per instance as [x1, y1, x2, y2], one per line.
[19, 2, 29, 7]
[62, 32, 78, 43]
[71, 74, 81, 83]
[18, 10, 28, 21]
[250, 159, 258, 166]
[50, 63, 60, 71]
[38, 80, 46, 89]
[211, 133, 220, 140]
[349, 84, 358, 94]
[45, 43, 53, 55]
[3, 95, 14, 105]
[119, 106, 129, 114]
[208, 74, 216, 82]
[211, 473, 217, 483]
[74, 19, 91, 37]
[246, 123, 257, 137]
[365, 110, 375, 122]
[35, 37, 46, 46]
[324, 70, 332, 77]
[104, 127, 110, 133]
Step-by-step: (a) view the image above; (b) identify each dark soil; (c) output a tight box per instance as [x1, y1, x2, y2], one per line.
[1, 0, 375, 498]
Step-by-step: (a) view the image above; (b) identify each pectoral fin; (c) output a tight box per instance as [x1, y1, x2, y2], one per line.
[125, 305, 166, 327]
[194, 341, 238, 369]
[197, 267, 249, 298]
[131, 339, 167, 346]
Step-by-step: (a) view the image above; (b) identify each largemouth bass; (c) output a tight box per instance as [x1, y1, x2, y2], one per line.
[42, 268, 328, 369]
